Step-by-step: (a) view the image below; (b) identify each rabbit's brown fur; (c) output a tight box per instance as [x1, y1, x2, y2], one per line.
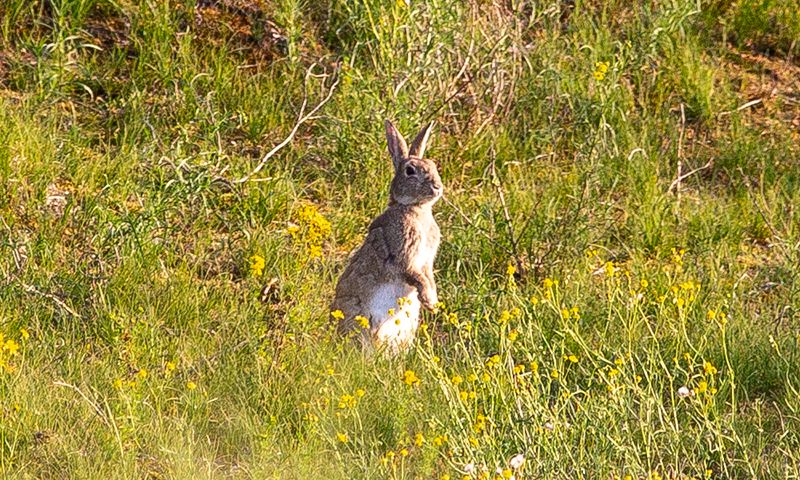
[331, 120, 442, 352]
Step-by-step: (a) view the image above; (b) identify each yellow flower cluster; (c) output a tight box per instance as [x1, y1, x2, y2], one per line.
[355, 315, 370, 329]
[337, 388, 366, 409]
[249, 254, 266, 277]
[403, 369, 420, 386]
[593, 61, 610, 81]
[473, 413, 488, 433]
[0, 332, 21, 373]
[707, 309, 728, 326]
[560, 306, 580, 320]
[670, 280, 700, 308]
[286, 203, 331, 260]
[485, 354, 501, 368]
[506, 261, 517, 289]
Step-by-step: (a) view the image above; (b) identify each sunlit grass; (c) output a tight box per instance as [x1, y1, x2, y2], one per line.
[1, 0, 799, 478]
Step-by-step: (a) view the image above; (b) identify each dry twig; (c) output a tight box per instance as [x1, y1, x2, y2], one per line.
[20, 281, 82, 319]
[235, 62, 340, 184]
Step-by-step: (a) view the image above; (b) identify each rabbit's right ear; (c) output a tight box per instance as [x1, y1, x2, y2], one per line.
[385, 120, 409, 170]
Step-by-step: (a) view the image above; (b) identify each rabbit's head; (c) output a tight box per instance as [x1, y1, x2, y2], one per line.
[384, 120, 443, 206]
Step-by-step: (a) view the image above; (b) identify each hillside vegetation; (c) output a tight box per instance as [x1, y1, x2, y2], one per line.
[1, 0, 799, 478]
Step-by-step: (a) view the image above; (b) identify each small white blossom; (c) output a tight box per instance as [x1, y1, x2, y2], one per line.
[463, 463, 475, 474]
[544, 421, 555, 431]
[509, 453, 525, 469]
[678, 386, 692, 398]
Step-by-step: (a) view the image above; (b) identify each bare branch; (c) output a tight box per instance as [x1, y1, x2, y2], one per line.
[667, 159, 714, 193]
[718, 98, 763, 117]
[20, 281, 82, 319]
[235, 62, 340, 184]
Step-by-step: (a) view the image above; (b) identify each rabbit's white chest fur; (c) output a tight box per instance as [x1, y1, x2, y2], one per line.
[369, 283, 421, 351]
[412, 240, 437, 271]
[368, 224, 437, 351]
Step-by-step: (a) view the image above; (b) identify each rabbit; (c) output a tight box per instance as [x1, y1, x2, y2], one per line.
[331, 120, 443, 353]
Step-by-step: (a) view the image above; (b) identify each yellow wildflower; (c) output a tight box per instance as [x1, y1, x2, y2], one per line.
[604, 261, 615, 277]
[285, 224, 300, 238]
[473, 414, 487, 433]
[331, 310, 345, 320]
[3, 339, 19, 356]
[355, 315, 370, 329]
[498, 310, 511, 325]
[249, 254, 265, 277]
[403, 369, 420, 386]
[186, 380, 197, 391]
[308, 245, 322, 259]
[338, 394, 356, 409]
[506, 262, 516, 277]
[486, 355, 501, 368]
[336, 432, 348, 443]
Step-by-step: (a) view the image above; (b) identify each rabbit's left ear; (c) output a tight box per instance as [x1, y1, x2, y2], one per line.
[385, 120, 409, 170]
[409, 121, 434, 159]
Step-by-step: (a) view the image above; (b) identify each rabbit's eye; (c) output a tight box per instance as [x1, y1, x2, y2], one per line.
[405, 165, 417, 176]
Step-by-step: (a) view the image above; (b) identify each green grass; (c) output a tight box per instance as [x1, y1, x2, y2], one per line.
[1, 0, 799, 478]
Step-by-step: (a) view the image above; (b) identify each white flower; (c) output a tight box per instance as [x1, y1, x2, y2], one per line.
[463, 463, 475, 474]
[678, 386, 691, 398]
[509, 453, 525, 469]
[543, 421, 555, 431]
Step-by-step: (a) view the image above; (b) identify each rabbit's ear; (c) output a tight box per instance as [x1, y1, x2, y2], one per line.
[385, 120, 409, 169]
[409, 121, 434, 159]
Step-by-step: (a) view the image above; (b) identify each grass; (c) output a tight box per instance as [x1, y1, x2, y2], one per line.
[1, 0, 799, 478]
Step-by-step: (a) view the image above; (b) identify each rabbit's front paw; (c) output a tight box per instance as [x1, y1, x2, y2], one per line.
[420, 288, 438, 311]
